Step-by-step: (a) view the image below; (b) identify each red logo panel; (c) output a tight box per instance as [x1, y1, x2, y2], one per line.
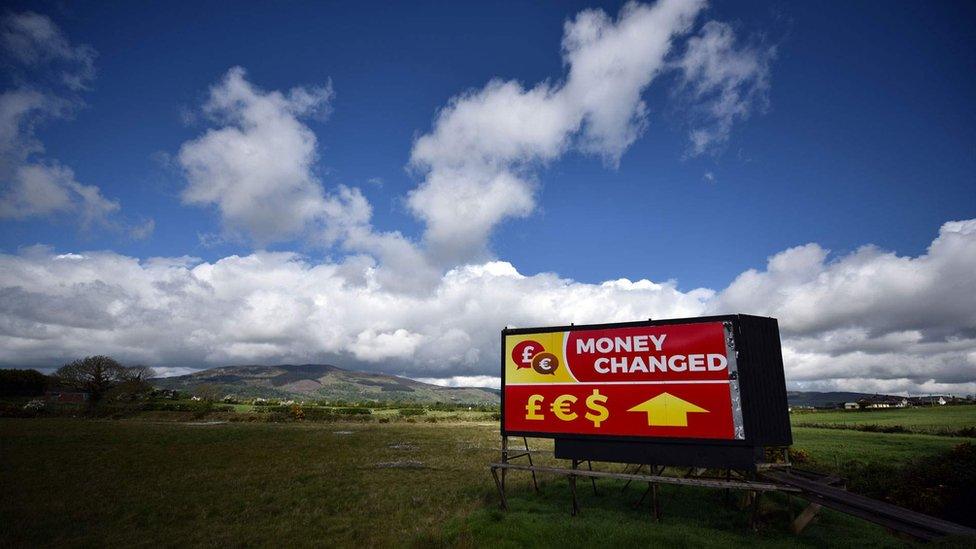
[503, 321, 739, 440]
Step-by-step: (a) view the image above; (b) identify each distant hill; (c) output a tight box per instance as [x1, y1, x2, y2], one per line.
[787, 391, 895, 408]
[152, 364, 499, 405]
[152, 367, 895, 409]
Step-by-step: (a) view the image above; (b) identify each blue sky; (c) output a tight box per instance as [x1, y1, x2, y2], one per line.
[0, 1, 974, 394]
[3, 0, 971, 287]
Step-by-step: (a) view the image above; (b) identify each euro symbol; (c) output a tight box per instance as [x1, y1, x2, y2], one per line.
[532, 352, 559, 375]
[550, 394, 577, 421]
[585, 389, 609, 428]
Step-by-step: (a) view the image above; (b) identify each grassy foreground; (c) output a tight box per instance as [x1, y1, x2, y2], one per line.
[0, 418, 967, 548]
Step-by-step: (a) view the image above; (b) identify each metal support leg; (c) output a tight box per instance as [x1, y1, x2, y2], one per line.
[570, 460, 580, 516]
[491, 467, 508, 510]
[587, 460, 597, 495]
[790, 502, 822, 534]
[634, 484, 651, 509]
[652, 483, 661, 521]
[634, 481, 661, 521]
[523, 437, 539, 493]
[501, 436, 508, 493]
[622, 464, 644, 492]
[724, 468, 732, 507]
[750, 490, 763, 531]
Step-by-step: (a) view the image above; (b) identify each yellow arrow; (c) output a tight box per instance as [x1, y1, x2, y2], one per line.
[627, 393, 708, 427]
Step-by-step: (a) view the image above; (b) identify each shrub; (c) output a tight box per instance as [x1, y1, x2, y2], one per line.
[23, 399, 46, 414]
[0, 402, 37, 418]
[191, 401, 213, 419]
[335, 407, 371, 415]
[841, 442, 976, 527]
[858, 424, 909, 434]
[300, 408, 337, 421]
[955, 426, 976, 438]
[289, 404, 305, 420]
[142, 400, 209, 412]
[263, 411, 289, 422]
[788, 448, 810, 463]
[149, 389, 179, 400]
[398, 408, 425, 418]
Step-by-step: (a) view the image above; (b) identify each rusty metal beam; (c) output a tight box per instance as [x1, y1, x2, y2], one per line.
[490, 462, 795, 492]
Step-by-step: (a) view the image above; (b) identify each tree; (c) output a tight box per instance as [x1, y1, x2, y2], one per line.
[194, 384, 220, 402]
[55, 356, 152, 404]
[107, 364, 157, 401]
[125, 364, 156, 382]
[0, 369, 50, 396]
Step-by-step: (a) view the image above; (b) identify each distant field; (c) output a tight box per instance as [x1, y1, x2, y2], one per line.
[791, 405, 976, 436]
[4, 418, 969, 548]
[791, 427, 962, 467]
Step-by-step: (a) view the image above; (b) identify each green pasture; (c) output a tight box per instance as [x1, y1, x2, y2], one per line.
[791, 405, 976, 436]
[791, 427, 963, 468]
[2, 418, 970, 548]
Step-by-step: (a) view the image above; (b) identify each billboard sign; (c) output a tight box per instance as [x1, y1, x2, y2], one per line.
[502, 320, 745, 441]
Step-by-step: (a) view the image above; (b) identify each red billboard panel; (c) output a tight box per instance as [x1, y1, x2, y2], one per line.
[502, 320, 744, 441]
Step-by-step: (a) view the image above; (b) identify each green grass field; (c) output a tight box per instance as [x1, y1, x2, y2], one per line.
[3, 417, 971, 548]
[791, 427, 964, 468]
[790, 405, 976, 436]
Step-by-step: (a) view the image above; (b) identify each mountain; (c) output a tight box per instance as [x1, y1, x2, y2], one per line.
[152, 364, 499, 405]
[153, 367, 886, 409]
[786, 391, 895, 408]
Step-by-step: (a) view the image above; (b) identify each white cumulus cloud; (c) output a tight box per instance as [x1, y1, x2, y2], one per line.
[0, 11, 95, 90]
[178, 67, 334, 244]
[413, 375, 502, 390]
[175, 2, 775, 277]
[4, 219, 976, 395]
[675, 20, 775, 156]
[709, 219, 976, 394]
[177, 69, 438, 293]
[0, 246, 708, 380]
[1, 220, 974, 395]
[0, 11, 143, 235]
[408, 0, 705, 265]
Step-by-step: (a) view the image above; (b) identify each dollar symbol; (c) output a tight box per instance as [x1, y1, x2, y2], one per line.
[585, 389, 609, 428]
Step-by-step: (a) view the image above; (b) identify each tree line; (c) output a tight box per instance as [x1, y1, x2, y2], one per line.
[0, 356, 155, 405]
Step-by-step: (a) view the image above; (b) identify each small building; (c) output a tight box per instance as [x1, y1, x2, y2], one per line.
[789, 405, 814, 413]
[844, 402, 859, 410]
[857, 395, 908, 409]
[909, 396, 947, 406]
